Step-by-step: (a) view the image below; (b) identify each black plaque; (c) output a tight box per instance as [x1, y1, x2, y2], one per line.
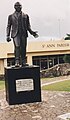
[5, 66, 41, 105]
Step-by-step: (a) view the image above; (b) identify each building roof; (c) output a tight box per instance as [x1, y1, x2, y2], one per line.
[0, 40, 70, 59]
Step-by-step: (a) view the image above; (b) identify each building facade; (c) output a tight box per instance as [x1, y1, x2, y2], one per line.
[0, 39, 70, 75]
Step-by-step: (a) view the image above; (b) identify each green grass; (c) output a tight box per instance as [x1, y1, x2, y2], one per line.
[42, 80, 70, 92]
[0, 80, 5, 90]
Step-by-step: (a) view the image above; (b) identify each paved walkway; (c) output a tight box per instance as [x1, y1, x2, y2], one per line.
[42, 78, 70, 87]
[0, 75, 70, 120]
[41, 75, 70, 87]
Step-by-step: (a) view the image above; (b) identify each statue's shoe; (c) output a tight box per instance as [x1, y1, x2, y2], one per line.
[15, 63, 20, 67]
[22, 63, 29, 67]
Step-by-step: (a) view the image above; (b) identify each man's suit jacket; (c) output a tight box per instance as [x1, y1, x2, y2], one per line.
[7, 11, 34, 38]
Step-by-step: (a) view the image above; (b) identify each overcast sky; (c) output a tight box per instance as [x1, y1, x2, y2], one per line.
[0, 0, 70, 42]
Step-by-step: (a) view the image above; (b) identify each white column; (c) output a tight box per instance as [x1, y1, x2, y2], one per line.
[47, 56, 49, 69]
[57, 56, 59, 64]
[52, 58, 54, 66]
[39, 59, 41, 70]
[4, 59, 7, 67]
[27, 55, 32, 65]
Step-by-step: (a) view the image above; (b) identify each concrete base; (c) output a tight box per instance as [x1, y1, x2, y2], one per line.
[4, 66, 41, 105]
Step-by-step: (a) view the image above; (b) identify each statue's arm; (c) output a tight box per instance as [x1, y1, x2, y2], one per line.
[26, 15, 38, 38]
[6, 15, 12, 37]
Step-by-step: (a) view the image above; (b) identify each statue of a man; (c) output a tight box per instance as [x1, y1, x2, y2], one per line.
[6, 2, 38, 67]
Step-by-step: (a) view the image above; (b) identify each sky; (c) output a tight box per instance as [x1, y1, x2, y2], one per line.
[0, 0, 70, 42]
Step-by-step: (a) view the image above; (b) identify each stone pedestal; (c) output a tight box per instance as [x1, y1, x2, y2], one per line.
[5, 66, 41, 105]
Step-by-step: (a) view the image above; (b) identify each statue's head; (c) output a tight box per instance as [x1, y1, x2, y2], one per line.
[14, 2, 22, 12]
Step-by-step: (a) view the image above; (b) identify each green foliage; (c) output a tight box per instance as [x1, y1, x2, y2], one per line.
[64, 33, 70, 40]
[64, 37, 70, 40]
[63, 54, 70, 63]
[67, 118, 70, 120]
[42, 80, 70, 91]
[63, 34, 70, 62]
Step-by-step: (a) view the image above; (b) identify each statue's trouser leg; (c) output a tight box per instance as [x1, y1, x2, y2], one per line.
[20, 36, 27, 65]
[13, 35, 20, 65]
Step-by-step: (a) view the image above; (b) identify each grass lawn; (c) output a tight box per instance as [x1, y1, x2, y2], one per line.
[42, 80, 70, 92]
[0, 80, 5, 90]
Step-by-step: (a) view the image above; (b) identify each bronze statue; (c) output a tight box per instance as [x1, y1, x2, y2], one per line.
[6, 2, 38, 67]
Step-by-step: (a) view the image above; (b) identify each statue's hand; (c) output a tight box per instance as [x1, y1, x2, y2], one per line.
[6, 36, 11, 42]
[32, 31, 39, 38]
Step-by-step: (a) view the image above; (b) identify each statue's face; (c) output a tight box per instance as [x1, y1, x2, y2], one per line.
[15, 5, 22, 12]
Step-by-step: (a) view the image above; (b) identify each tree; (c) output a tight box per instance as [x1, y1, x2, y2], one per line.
[64, 33, 70, 40]
[63, 54, 70, 63]
[64, 34, 70, 63]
